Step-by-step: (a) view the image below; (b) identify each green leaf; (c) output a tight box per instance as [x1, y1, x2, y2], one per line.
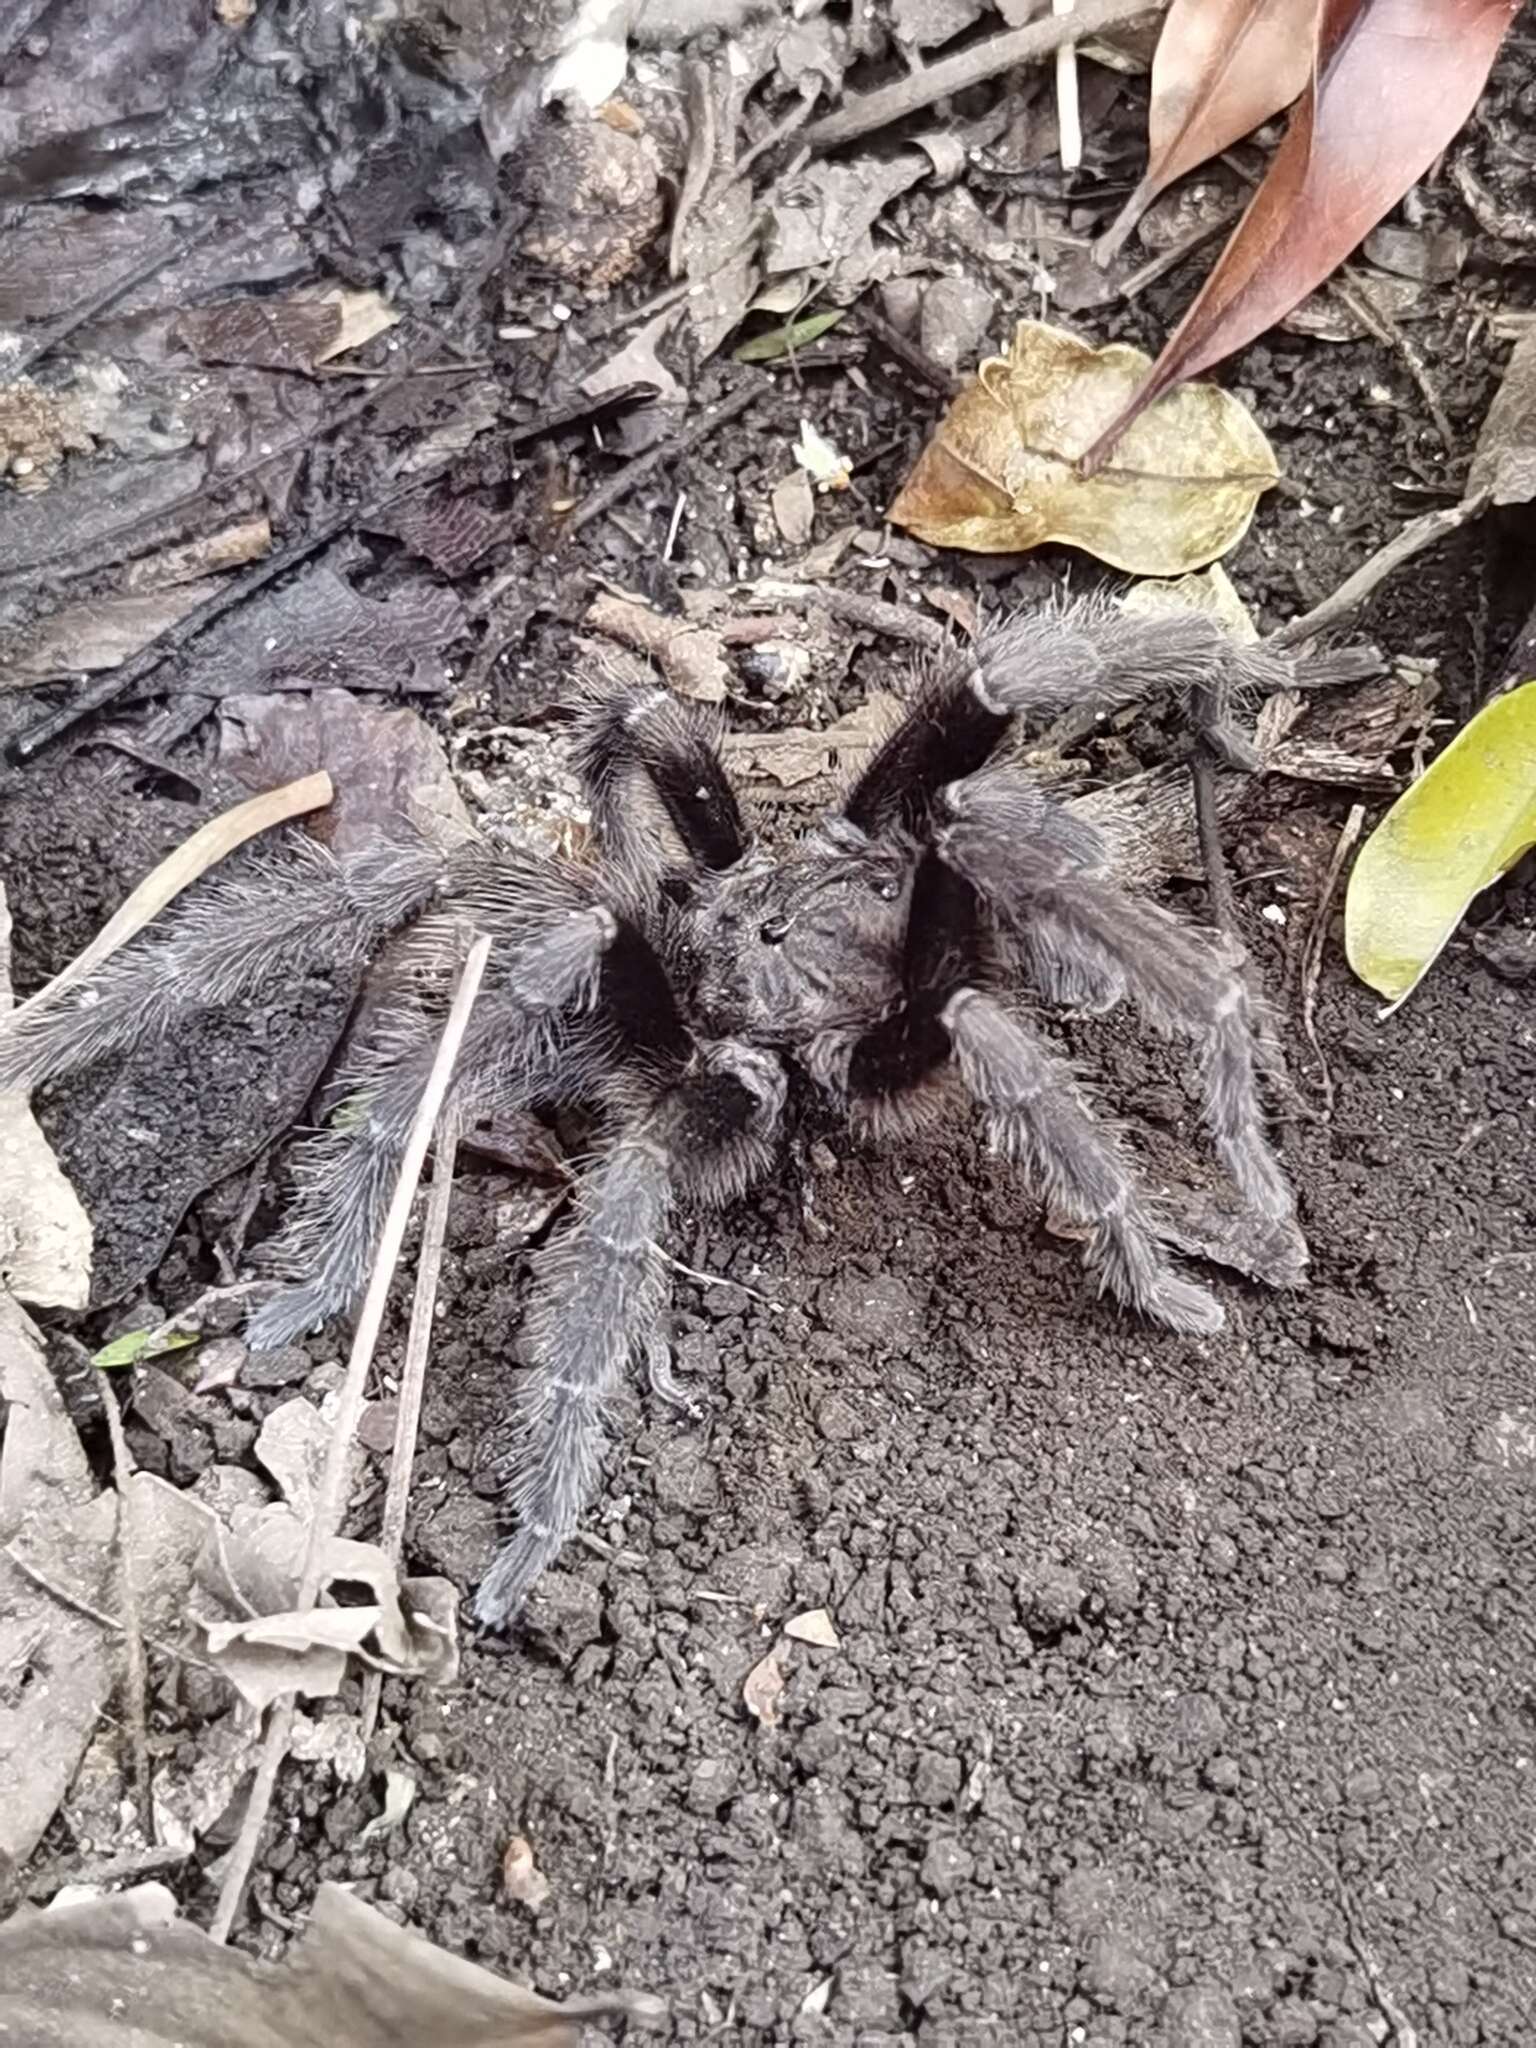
[93, 1327, 199, 1370]
[1344, 680, 1536, 1007]
[732, 310, 845, 363]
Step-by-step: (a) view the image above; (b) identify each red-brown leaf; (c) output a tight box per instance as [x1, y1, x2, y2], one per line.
[1085, 0, 1521, 470]
[1097, 0, 1320, 265]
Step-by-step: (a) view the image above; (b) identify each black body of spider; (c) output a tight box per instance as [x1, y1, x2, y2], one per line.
[0, 601, 1348, 1626]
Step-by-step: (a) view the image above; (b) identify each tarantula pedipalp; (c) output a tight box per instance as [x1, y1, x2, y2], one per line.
[0, 600, 1326, 1628]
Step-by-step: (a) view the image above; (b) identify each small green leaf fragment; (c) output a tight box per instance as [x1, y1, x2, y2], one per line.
[93, 1327, 200, 1370]
[1344, 680, 1536, 1006]
[732, 310, 845, 363]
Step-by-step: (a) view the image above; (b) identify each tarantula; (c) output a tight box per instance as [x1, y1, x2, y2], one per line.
[0, 601, 1333, 1627]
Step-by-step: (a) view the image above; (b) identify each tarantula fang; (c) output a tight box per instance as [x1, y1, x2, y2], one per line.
[0, 599, 1349, 1627]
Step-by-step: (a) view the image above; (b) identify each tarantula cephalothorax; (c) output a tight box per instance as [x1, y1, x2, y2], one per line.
[1, 601, 1331, 1626]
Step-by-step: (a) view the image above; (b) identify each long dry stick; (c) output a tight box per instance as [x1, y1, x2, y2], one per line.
[804, 0, 1168, 151]
[1300, 803, 1366, 1115]
[566, 383, 759, 536]
[359, 1113, 463, 1743]
[97, 1392, 151, 1838]
[1273, 493, 1489, 648]
[208, 933, 492, 1944]
[1054, 0, 1083, 172]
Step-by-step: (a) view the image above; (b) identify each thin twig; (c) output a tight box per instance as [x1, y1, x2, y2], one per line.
[207, 1700, 294, 1945]
[1190, 748, 1238, 936]
[4, 462, 437, 764]
[660, 1249, 784, 1310]
[209, 934, 493, 1943]
[2, 1544, 200, 1666]
[566, 384, 759, 536]
[21, 1842, 190, 1899]
[746, 579, 946, 649]
[2, 361, 632, 760]
[98, 1390, 151, 1837]
[1117, 203, 1241, 301]
[731, 84, 821, 185]
[848, 300, 960, 396]
[1053, 0, 1083, 172]
[804, 0, 1168, 152]
[1272, 493, 1489, 648]
[11, 224, 219, 381]
[360, 1114, 464, 1743]
[297, 938, 491, 1607]
[1329, 270, 1455, 457]
[1300, 804, 1365, 1115]
[670, 59, 718, 280]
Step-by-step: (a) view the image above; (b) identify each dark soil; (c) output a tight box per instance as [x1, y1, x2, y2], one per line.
[2, 6, 1535, 2047]
[335, 882, 1536, 2048]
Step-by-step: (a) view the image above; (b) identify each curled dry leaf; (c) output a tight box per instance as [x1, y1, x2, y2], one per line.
[1098, 0, 1317, 264]
[743, 1649, 787, 1726]
[0, 1879, 663, 2046]
[1344, 681, 1536, 1009]
[889, 320, 1276, 575]
[1085, 0, 1522, 467]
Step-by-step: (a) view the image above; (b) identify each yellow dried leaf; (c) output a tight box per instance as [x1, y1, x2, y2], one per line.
[1345, 680, 1536, 1009]
[888, 320, 1277, 575]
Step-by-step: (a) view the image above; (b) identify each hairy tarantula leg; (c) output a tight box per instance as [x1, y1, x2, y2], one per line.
[473, 1043, 786, 1630]
[944, 989, 1224, 1337]
[939, 772, 1291, 1219]
[0, 836, 447, 1095]
[843, 595, 1365, 835]
[573, 678, 747, 873]
[838, 854, 982, 1111]
[248, 908, 622, 1352]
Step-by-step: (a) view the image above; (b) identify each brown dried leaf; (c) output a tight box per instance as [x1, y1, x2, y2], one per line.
[1099, 0, 1317, 263]
[1086, 0, 1522, 465]
[743, 1649, 787, 1726]
[889, 320, 1276, 574]
[217, 691, 472, 859]
[722, 693, 901, 805]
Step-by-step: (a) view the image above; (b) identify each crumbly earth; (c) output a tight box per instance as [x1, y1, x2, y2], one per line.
[3, 11, 1535, 2047]
[282, 877, 1531, 2048]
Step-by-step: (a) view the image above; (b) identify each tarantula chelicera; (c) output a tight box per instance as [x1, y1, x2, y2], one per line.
[1, 601, 1333, 1626]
